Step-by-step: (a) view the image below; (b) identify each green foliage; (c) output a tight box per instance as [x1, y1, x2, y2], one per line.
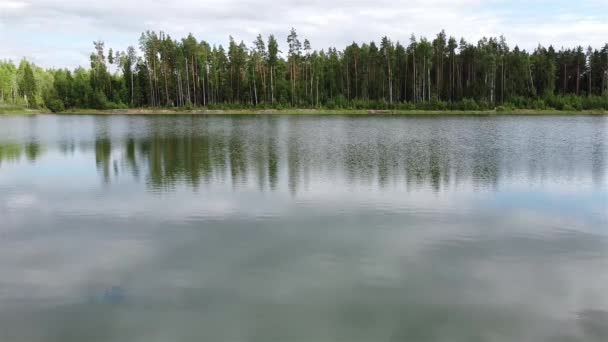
[506, 96, 529, 109]
[89, 91, 108, 109]
[46, 99, 65, 113]
[395, 102, 416, 110]
[325, 95, 349, 109]
[531, 99, 546, 110]
[417, 99, 448, 110]
[453, 98, 480, 111]
[495, 103, 516, 112]
[476, 99, 491, 111]
[2, 31, 608, 112]
[18, 60, 37, 108]
[582, 96, 608, 110]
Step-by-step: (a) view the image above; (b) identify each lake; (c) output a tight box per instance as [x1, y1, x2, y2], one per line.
[0, 114, 607, 342]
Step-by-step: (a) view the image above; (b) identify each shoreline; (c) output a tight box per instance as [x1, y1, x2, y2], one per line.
[2, 108, 608, 115]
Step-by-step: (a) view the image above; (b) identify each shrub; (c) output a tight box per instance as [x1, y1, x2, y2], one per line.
[325, 98, 336, 109]
[455, 98, 480, 111]
[333, 95, 349, 109]
[103, 101, 128, 110]
[395, 102, 416, 110]
[351, 99, 367, 109]
[495, 103, 516, 112]
[581, 96, 608, 110]
[531, 99, 546, 110]
[46, 99, 65, 113]
[568, 96, 583, 110]
[424, 99, 448, 110]
[545, 95, 586, 111]
[507, 96, 529, 109]
[562, 104, 576, 112]
[477, 100, 491, 110]
[544, 95, 565, 110]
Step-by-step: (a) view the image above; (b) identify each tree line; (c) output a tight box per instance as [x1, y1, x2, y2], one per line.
[2, 29, 608, 112]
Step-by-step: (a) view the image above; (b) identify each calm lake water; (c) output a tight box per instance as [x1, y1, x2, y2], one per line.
[0, 114, 607, 342]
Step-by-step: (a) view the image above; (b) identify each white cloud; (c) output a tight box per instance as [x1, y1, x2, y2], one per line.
[0, 0, 28, 10]
[0, 0, 607, 68]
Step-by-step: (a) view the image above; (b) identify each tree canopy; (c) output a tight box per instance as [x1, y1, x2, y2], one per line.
[1, 29, 608, 112]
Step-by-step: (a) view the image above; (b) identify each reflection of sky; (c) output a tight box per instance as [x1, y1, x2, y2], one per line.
[1, 151, 96, 185]
[479, 190, 607, 229]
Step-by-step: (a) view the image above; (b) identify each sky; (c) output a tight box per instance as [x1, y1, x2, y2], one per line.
[1, 0, 607, 69]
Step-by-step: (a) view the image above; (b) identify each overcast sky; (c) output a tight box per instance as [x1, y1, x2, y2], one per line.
[1, 0, 607, 69]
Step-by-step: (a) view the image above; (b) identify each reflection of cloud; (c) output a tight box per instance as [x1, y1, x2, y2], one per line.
[0, 236, 154, 307]
[478, 190, 608, 229]
[578, 310, 608, 341]
[4, 193, 38, 210]
[2, 195, 607, 341]
[0, 115, 607, 341]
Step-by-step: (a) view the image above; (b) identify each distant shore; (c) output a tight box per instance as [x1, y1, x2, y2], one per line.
[2, 107, 608, 116]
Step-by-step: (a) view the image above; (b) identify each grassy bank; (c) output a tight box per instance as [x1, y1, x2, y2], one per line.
[0, 105, 43, 115]
[3, 106, 608, 116]
[56, 108, 608, 115]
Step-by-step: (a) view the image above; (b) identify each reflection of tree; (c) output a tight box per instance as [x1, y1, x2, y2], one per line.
[428, 138, 450, 192]
[0, 141, 45, 165]
[59, 139, 76, 155]
[128, 126, 230, 191]
[591, 122, 606, 187]
[124, 126, 498, 193]
[95, 137, 112, 183]
[0, 142, 23, 166]
[404, 141, 428, 188]
[125, 137, 139, 179]
[267, 136, 279, 191]
[84, 117, 604, 194]
[403, 138, 452, 192]
[229, 122, 247, 186]
[471, 145, 500, 190]
[287, 134, 301, 195]
[25, 141, 41, 161]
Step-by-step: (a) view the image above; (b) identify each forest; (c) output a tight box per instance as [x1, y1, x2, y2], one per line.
[1, 29, 608, 112]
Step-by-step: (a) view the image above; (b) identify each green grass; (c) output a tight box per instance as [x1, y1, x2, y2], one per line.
[56, 108, 608, 116]
[0, 104, 43, 115]
[4, 104, 606, 115]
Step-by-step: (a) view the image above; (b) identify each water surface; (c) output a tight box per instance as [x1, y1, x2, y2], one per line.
[0, 114, 607, 342]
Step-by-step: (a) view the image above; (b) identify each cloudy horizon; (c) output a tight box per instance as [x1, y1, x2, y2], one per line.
[1, 0, 607, 69]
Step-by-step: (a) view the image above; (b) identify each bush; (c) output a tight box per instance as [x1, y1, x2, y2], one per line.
[531, 99, 546, 110]
[477, 100, 491, 110]
[495, 103, 516, 112]
[46, 99, 65, 113]
[507, 96, 529, 109]
[545, 95, 586, 111]
[351, 99, 367, 109]
[562, 104, 576, 112]
[544, 95, 565, 110]
[568, 96, 583, 110]
[582, 96, 608, 110]
[395, 102, 416, 110]
[89, 91, 108, 109]
[454, 98, 480, 111]
[325, 98, 337, 109]
[109, 101, 128, 110]
[417, 99, 448, 110]
[333, 95, 349, 109]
